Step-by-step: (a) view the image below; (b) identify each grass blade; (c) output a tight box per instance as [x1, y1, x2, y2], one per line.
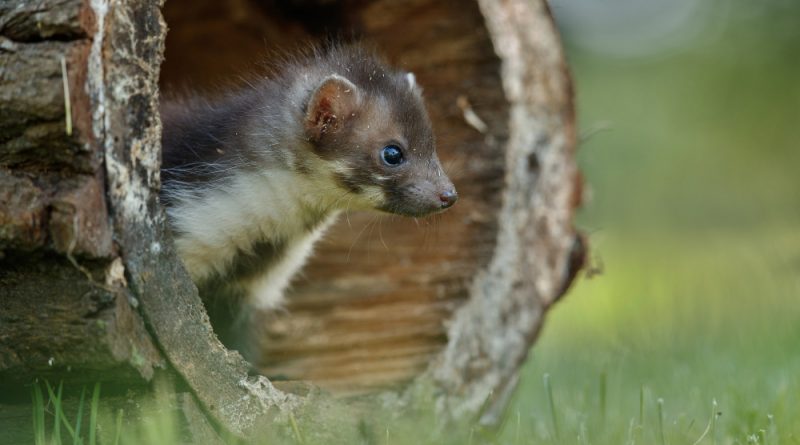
[627, 417, 636, 445]
[53, 382, 63, 445]
[579, 420, 589, 445]
[599, 370, 607, 424]
[544, 373, 560, 442]
[639, 386, 645, 427]
[32, 383, 46, 445]
[692, 399, 718, 445]
[657, 398, 666, 445]
[45, 381, 77, 443]
[767, 414, 776, 445]
[89, 383, 101, 445]
[711, 403, 720, 445]
[74, 387, 86, 445]
[289, 411, 304, 444]
[113, 409, 124, 445]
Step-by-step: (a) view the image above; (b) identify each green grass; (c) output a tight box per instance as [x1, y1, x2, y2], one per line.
[31, 382, 102, 445]
[497, 229, 800, 444]
[29, 381, 191, 445]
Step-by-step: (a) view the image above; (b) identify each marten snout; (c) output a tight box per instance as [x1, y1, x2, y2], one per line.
[376, 174, 457, 217]
[439, 189, 458, 209]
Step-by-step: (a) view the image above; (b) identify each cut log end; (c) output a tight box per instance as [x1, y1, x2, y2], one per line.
[1, 0, 582, 437]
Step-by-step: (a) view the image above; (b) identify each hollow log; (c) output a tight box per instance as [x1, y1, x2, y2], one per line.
[0, 0, 583, 440]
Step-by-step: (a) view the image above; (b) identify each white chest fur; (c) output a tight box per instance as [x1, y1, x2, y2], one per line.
[167, 169, 341, 308]
[245, 214, 336, 308]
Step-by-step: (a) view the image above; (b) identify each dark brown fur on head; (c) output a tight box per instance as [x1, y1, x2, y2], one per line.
[299, 45, 457, 217]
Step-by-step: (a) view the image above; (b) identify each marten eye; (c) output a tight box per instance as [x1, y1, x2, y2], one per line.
[381, 145, 404, 166]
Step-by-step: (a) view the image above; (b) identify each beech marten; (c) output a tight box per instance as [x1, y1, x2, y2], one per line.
[160, 44, 457, 350]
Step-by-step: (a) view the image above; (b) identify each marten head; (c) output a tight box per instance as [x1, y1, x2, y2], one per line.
[300, 51, 457, 218]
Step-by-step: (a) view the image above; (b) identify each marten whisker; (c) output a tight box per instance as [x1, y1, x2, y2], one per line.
[377, 216, 388, 251]
[346, 210, 373, 262]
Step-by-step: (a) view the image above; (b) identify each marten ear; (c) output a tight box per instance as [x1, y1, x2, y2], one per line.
[405, 72, 422, 96]
[305, 75, 361, 142]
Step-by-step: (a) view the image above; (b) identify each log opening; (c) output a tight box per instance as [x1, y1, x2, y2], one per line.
[160, 0, 509, 394]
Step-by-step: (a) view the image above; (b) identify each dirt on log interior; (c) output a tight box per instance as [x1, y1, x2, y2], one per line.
[1, 0, 583, 440]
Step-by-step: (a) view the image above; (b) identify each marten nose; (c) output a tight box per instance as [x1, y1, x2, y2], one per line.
[439, 190, 458, 208]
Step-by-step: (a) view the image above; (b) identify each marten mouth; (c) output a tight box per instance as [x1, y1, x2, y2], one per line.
[377, 202, 453, 218]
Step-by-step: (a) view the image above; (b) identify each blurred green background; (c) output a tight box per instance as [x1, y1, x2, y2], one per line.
[501, 0, 800, 443]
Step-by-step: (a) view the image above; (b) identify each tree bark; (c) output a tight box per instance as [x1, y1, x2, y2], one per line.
[0, 0, 162, 389]
[0, 0, 583, 439]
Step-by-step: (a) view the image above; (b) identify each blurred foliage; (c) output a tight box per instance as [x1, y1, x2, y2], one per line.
[569, 0, 800, 234]
[500, 1, 800, 443]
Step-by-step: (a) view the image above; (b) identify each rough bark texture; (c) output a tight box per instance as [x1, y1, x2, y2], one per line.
[1, 0, 582, 439]
[73, 0, 308, 437]
[428, 0, 584, 423]
[0, 0, 162, 390]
